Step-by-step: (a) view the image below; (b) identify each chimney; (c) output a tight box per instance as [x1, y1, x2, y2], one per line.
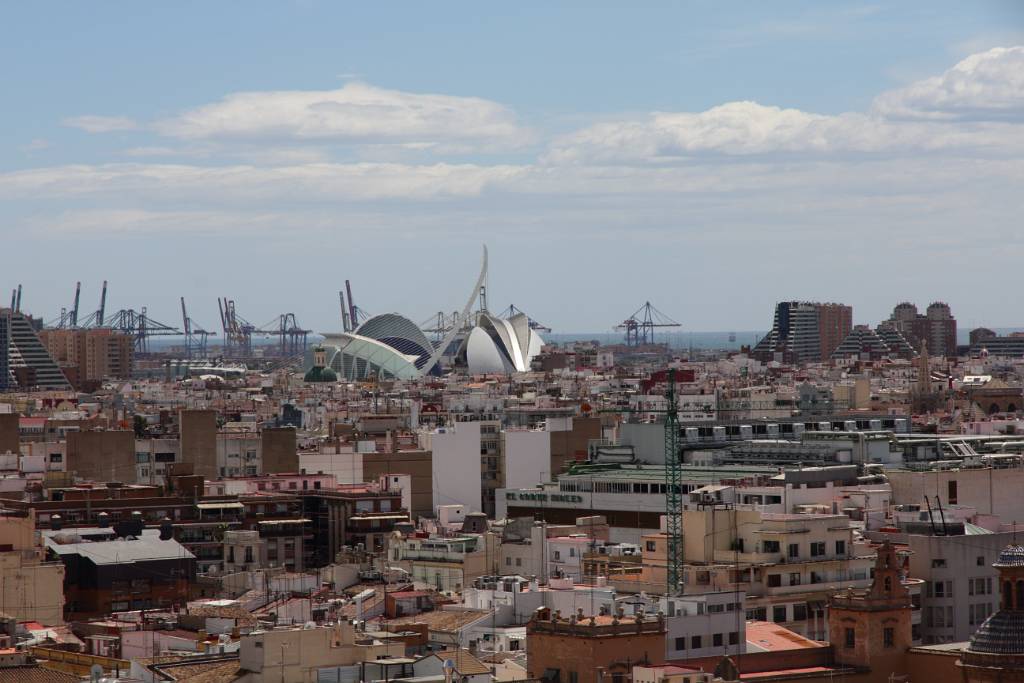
[159, 517, 174, 541]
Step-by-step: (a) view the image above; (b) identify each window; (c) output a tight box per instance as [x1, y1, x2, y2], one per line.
[50, 453, 63, 463]
[767, 574, 782, 587]
[553, 551, 561, 561]
[691, 635, 702, 649]
[516, 558, 522, 567]
[747, 608, 767, 621]
[506, 557, 512, 566]
[931, 559, 947, 569]
[763, 540, 780, 553]
[793, 604, 808, 621]
[569, 673, 578, 683]
[836, 540, 846, 556]
[845, 628, 855, 649]
[810, 542, 826, 557]
[790, 572, 801, 586]
[713, 633, 723, 647]
[675, 637, 686, 651]
[884, 627, 895, 648]
[773, 606, 787, 623]
[788, 543, 799, 559]
[948, 480, 958, 504]
[729, 631, 739, 645]
[978, 556, 986, 566]
[646, 541, 657, 552]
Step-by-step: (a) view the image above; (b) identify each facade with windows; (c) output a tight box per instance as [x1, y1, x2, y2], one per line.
[680, 508, 878, 640]
[662, 591, 746, 661]
[908, 530, 1019, 644]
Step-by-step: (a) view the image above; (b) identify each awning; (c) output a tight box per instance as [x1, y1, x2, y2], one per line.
[196, 502, 244, 510]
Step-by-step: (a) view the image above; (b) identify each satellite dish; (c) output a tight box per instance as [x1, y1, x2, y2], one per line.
[443, 659, 456, 673]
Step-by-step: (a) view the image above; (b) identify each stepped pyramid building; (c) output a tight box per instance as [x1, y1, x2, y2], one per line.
[0, 308, 69, 390]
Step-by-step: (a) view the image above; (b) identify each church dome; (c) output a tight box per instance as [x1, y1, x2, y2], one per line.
[303, 345, 337, 382]
[996, 545, 1024, 568]
[303, 365, 338, 383]
[968, 611, 1024, 654]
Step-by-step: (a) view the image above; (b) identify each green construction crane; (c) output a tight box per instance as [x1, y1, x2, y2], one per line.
[602, 367, 684, 596]
[663, 368, 683, 595]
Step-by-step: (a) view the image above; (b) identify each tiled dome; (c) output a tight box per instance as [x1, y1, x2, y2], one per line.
[969, 611, 1024, 654]
[995, 545, 1024, 568]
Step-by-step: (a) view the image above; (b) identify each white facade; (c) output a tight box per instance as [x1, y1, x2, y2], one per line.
[299, 448, 363, 484]
[503, 429, 551, 490]
[424, 422, 483, 512]
[662, 592, 746, 661]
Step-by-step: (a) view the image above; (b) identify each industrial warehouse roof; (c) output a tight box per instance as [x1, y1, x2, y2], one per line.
[45, 534, 195, 565]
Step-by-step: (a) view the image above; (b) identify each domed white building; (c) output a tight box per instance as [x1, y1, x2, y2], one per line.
[456, 311, 544, 374]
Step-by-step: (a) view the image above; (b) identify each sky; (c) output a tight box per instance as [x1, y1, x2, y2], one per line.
[2, 1, 1024, 334]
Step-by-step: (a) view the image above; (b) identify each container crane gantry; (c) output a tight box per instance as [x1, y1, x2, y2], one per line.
[48, 281, 82, 328]
[615, 301, 681, 346]
[257, 313, 311, 357]
[218, 297, 255, 358]
[104, 307, 182, 353]
[181, 297, 215, 359]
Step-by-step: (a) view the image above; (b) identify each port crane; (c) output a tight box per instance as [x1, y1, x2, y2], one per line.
[48, 281, 83, 328]
[257, 313, 311, 357]
[616, 301, 681, 346]
[181, 297, 215, 358]
[218, 297, 255, 358]
[498, 304, 552, 333]
[104, 307, 182, 353]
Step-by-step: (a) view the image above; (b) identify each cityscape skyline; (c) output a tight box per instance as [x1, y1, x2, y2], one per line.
[3, 2, 1024, 331]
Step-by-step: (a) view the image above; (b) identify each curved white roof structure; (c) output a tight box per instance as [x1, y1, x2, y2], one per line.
[303, 246, 544, 379]
[356, 313, 433, 362]
[316, 332, 422, 381]
[458, 311, 545, 374]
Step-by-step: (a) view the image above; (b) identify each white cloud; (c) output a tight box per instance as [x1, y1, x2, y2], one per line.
[63, 115, 139, 133]
[0, 161, 527, 202]
[154, 82, 532, 150]
[873, 46, 1024, 120]
[546, 47, 1024, 165]
[545, 101, 1024, 164]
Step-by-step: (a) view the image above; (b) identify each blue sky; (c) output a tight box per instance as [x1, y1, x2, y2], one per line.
[3, 2, 1024, 333]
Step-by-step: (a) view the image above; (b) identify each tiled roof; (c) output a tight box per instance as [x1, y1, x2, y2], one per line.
[152, 657, 242, 683]
[995, 544, 1024, 567]
[0, 665, 79, 683]
[969, 611, 1024, 655]
[188, 605, 258, 626]
[388, 609, 490, 633]
[431, 649, 491, 675]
